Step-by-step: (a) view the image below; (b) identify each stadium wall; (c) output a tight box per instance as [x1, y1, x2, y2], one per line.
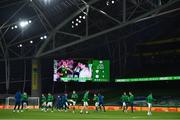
[0, 105, 180, 112]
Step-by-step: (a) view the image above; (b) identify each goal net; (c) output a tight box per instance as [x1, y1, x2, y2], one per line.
[6, 97, 39, 109]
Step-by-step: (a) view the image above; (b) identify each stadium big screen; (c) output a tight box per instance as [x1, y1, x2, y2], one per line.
[54, 59, 110, 82]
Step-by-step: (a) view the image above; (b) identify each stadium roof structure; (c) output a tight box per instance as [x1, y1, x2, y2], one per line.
[0, 0, 180, 94]
[0, 0, 180, 61]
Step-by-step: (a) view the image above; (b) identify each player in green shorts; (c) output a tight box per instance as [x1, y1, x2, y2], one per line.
[40, 94, 47, 112]
[93, 94, 99, 111]
[80, 91, 89, 114]
[71, 90, 78, 113]
[46, 93, 54, 112]
[21, 92, 28, 112]
[146, 93, 154, 116]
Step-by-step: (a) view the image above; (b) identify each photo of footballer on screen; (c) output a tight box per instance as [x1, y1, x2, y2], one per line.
[53, 59, 92, 82]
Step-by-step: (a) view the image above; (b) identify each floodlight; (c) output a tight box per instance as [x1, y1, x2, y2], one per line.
[28, 20, 32, 23]
[19, 21, 29, 28]
[44, 35, 47, 39]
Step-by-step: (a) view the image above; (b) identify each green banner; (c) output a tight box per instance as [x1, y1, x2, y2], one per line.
[115, 76, 180, 82]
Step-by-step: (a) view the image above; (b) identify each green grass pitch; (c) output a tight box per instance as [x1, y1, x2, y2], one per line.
[0, 109, 180, 120]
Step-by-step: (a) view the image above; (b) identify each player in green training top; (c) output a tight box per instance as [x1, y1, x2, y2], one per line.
[146, 93, 154, 116]
[80, 91, 89, 114]
[46, 93, 54, 112]
[40, 94, 47, 112]
[93, 94, 99, 111]
[121, 92, 129, 112]
[129, 92, 134, 113]
[21, 92, 28, 112]
[71, 90, 78, 113]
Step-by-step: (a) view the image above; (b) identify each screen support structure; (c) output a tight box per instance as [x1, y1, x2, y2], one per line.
[31, 59, 41, 97]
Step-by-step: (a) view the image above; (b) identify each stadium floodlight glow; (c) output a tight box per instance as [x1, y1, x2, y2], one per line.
[19, 44, 22, 47]
[40, 36, 44, 40]
[30, 40, 33, 44]
[11, 25, 18, 30]
[19, 21, 29, 28]
[40, 35, 47, 40]
[28, 20, 32, 23]
[78, 20, 81, 23]
[43, 35, 47, 39]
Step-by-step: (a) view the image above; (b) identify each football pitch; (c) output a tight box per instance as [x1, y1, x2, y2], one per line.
[0, 110, 180, 120]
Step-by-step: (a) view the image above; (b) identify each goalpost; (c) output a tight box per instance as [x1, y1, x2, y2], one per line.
[6, 97, 40, 109]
